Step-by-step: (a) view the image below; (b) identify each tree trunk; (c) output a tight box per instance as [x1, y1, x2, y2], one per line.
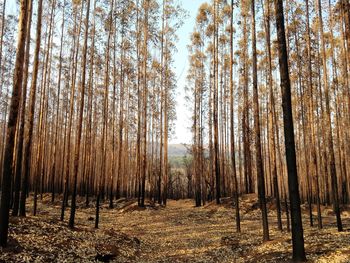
[274, 0, 306, 260]
[230, 0, 240, 233]
[316, 0, 343, 232]
[20, 0, 43, 218]
[69, 0, 91, 229]
[251, 0, 269, 242]
[12, 0, 33, 217]
[0, 0, 29, 247]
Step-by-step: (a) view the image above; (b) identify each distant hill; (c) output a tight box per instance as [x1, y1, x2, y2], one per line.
[168, 144, 188, 156]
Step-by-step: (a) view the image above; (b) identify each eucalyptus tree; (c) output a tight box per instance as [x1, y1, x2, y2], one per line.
[274, 0, 306, 260]
[12, 0, 33, 217]
[0, 0, 29, 247]
[20, 0, 43, 217]
[69, 0, 91, 229]
[251, 0, 269, 241]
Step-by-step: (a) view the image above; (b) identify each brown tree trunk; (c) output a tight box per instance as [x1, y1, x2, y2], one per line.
[261, 0, 282, 231]
[0, 0, 29, 247]
[140, 0, 149, 207]
[51, 0, 66, 204]
[317, 0, 343, 231]
[61, 4, 83, 221]
[12, 0, 33, 217]
[230, 0, 240, 233]
[305, 0, 322, 229]
[213, 0, 220, 204]
[19, 0, 43, 218]
[69, 0, 91, 229]
[251, 0, 269, 242]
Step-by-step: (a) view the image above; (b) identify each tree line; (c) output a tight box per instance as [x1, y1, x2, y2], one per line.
[0, 0, 185, 247]
[186, 0, 349, 260]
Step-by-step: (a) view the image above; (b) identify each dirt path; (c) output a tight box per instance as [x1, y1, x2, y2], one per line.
[112, 200, 237, 262]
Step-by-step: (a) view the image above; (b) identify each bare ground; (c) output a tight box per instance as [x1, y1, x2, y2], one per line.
[1, 194, 350, 262]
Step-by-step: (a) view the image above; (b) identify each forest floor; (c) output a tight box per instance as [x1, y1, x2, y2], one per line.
[1, 194, 350, 262]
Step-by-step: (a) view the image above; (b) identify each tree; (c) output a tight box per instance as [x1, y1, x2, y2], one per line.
[50, 0, 66, 204]
[251, 0, 269, 242]
[273, 0, 306, 260]
[261, 0, 282, 231]
[213, 0, 221, 205]
[12, 0, 33, 217]
[316, 0, 343, 232]
[230, 0, 240, 233]
[0, 0, 29, 247]
[69, 0, 91, 229]
[19, 0, 43, 217]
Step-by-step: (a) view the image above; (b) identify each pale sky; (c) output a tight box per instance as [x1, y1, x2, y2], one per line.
[171, 0, 205, 144]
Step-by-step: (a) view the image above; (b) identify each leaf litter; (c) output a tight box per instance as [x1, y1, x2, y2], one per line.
[0, 194, 350, 262]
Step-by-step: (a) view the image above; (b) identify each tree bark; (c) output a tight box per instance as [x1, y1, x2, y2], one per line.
[69, 0, 91, 229]
[251, 0, 269, 242]
[274, 0, 306, 260]
[0, 0, 29, 247]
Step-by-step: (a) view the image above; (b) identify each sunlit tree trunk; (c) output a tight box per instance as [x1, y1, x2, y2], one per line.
[51, 0, 66, 204]
[19, 0, 42, 218]
[261, 0, 282, 231]
[213, 0, 221, 204]
[316, 0, 343, 231]
[61, 4, 83, 221]
[69, 0, 91, 229]
[230, 0, 240, 233]
[140, 0, 149, 207]
[12, 0, 33, 217]
[0, 0, 29, 247]
[251, 0, 269, 242]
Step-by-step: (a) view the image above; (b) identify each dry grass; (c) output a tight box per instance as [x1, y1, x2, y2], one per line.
[1, 194, 350, 262]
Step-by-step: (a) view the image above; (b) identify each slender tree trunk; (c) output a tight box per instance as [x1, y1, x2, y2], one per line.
[96, 0, 114, 227]
[51, 0, 66, 204]
[213, 0, 220, 204]
[261, 0, 282, 231]
[316, 0, 343, 232]
[274, 0, 306, 260]
[251, 0, 269, 242]
[116, 30, 125, 201]
[230, 0, 240, 233]
[140, 0, 149, 207]
[241, 12, 252, 195]
[305, 0, 322, 229]
[19, 0, 43, 218]
[69, 0, 91, 229]
[0, 0, 7, 174]
[12, 0, 33, 217]
[0, 0, 29, 247]
[85, 0, 96, 208]
[61, 4, 83, 221]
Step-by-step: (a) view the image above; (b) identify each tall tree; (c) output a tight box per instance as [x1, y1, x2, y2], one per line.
[0, 0, 29, 247]
[273, 0, 306, 260]
[251, 0, 269, 242]
[12, 0, 33, 217]
[316, 0, 343, 232]
[140, 0, 150, 207]
[51, 0, 66, 204]
[69, 0, 91, 229]
[230, 0, 240, 233]
[213, 0, 221, 204]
